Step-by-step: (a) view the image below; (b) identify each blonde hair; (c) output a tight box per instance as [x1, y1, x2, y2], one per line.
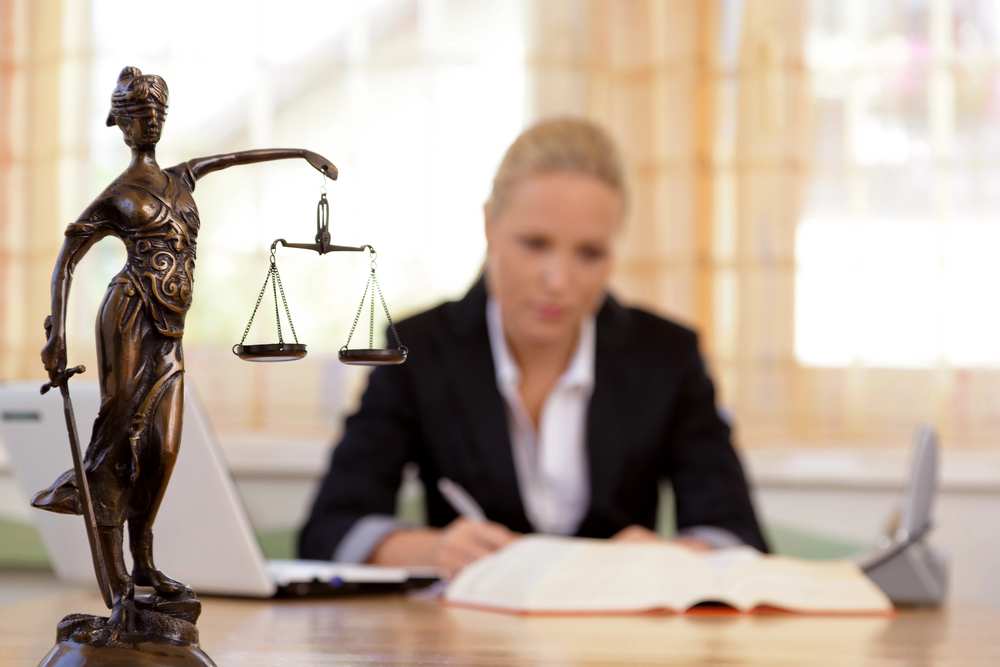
[486, 117, 626, 217]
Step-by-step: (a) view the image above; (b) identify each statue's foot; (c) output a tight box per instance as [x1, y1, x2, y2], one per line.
[106, 598, 138, 637]
[133, 566, 192, 599]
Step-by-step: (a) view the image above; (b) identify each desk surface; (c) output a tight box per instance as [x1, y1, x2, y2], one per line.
[2, 590, 999, 666]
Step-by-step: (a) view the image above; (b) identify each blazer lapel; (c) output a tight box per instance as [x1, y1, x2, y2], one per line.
[579, 296, 635, 537]
[437, 279, 531, 531]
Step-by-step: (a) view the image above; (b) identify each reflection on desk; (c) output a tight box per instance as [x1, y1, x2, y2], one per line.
[1, 591, 998, 666]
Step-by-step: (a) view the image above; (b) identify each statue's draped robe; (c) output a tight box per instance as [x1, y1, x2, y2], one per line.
[33, 164, 199, 526]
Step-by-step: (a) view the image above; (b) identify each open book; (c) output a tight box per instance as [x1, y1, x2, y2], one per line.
[445, 535, 892, 615]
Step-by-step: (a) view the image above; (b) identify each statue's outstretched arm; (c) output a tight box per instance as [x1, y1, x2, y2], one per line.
[186, 149, 337, 182]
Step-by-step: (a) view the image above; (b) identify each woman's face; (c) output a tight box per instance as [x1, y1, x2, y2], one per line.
[485, 171, 622, 348]
[118, 106, 165, 149]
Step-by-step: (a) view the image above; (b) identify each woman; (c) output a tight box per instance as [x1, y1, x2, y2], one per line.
[36, 66, 335, 629]
[300, 118, 767, 576]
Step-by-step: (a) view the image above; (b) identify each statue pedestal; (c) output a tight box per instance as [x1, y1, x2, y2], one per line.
[37, 596, 214, 667]
[39, 639, 215, 667]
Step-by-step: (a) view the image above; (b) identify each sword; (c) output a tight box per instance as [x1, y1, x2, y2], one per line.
[41, 365, 114, 609]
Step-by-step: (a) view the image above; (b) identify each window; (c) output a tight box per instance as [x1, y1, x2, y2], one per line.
[796, 0, 1000, 368]
[72, 0, 526, 431]
[83, 0, 525, 352]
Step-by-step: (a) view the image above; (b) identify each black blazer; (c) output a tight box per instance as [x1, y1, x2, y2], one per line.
[299, 279, 768, 559]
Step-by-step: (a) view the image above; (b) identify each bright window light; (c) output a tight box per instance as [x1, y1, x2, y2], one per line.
[796, 0, 1000, 370]
[796, 218, 1000, 368]
[82, 0, 526, 352]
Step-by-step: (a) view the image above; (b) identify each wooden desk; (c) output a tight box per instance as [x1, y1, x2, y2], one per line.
[2, 591, 999, 666]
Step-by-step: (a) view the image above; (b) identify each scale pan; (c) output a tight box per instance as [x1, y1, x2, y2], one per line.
[234, 343, 308, 362]
[339, 348, 407, 366]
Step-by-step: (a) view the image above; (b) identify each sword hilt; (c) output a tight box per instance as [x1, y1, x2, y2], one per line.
[40, 365, 86, 395]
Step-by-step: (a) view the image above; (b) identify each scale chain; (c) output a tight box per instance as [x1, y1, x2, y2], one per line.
[273, 267, 299, 344]
[372, 274, 404, 350]
[343, 248, 404, 352]
[240, 254, 300, 348]
[271, 265, 284, 345]
[240, 264, 274, 346]
[344, 275, 371, 350]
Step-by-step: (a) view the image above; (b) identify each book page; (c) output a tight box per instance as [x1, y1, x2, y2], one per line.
[699, 545, 764, 575]
[526, 539, 714, 612]
[446, 535, 584, 612]
[446, 535, 892, 615]
[716, 556, 892, 613]
[446, 535, 715, 613]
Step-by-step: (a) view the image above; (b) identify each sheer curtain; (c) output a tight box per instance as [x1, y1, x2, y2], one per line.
[727, 0, 811, 445]
[527, 0, 1000, 450]
[0, 0, 92, 380]
[7, 0, 999, 449]
[530, 0, 712, 328]
[525, 0, 811, 447]
[1, 0, 526, 437]
[792, 0, 1000, 447]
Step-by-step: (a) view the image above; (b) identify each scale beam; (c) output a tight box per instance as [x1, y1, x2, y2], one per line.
[268, 189, 372, 256]
[270, 238, 370, 255]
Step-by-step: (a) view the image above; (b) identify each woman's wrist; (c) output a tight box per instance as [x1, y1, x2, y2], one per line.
[368, 527, 442, 567]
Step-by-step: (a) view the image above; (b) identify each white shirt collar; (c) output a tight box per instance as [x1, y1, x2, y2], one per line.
[486, 297, 596, 394]
[486, 296, 596, 535]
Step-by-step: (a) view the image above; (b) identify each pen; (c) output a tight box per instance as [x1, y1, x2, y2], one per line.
[437, 478, 487, 523]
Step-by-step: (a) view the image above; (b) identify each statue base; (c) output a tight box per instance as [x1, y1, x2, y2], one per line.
[37, 595, 214, 667]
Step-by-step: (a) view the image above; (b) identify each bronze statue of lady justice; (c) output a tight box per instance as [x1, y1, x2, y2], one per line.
[33, 66, 339, 664]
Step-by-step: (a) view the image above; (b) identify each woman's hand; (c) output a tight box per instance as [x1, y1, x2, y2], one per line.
[671, 535, 715, 552]
[431, 518, 518, 577]
[40, 316, 67, 385]
[611, 525, 715, 551]
[611, 525, 662, 542]
[370, 518, 518, 578]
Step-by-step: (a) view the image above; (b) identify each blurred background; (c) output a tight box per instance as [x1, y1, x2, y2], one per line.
[2, 0, 999, 606]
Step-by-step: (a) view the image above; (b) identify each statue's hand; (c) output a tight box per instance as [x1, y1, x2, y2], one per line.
[302, 150, 339, 180]
[40, 316, 67, 386]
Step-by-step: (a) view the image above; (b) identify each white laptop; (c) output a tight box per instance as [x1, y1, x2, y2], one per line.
[0, 380, 439, 598]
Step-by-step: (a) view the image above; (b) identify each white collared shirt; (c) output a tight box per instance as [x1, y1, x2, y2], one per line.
[486, 298, 595, 535]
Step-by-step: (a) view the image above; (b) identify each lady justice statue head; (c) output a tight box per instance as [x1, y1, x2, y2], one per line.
[106, 66, 169, 149]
